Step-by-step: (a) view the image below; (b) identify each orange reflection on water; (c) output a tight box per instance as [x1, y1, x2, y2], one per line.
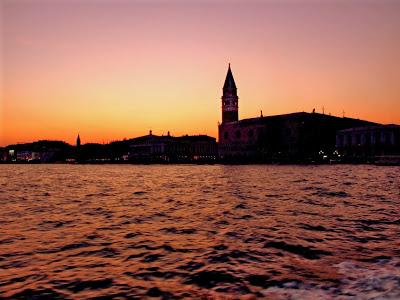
[0, 165, 399, 298]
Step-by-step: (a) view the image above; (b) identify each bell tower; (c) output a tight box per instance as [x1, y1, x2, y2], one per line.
[221, 64, 238, 123]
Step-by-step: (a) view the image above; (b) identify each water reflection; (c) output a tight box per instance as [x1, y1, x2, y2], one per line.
[0, 165, 399, 299]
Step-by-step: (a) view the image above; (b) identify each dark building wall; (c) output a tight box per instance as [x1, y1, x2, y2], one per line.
[5, 141, 73, 162]
[128, 134, 217, 162]
[222, 111, 238, 124]
[336, 125, 400, 159]
[169, 136, 217, 161]
[0, 148, 8, 162]
[218, 112, 377, 162]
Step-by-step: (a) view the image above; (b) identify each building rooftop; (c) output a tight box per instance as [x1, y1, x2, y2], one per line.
[229, 112, 379, 127]
[338, 124, 400, 133]
[223, 64, 237, 90]
[127, 134, 216, 144]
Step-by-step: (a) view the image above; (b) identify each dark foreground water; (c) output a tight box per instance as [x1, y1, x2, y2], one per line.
[0, 165, 399, 299]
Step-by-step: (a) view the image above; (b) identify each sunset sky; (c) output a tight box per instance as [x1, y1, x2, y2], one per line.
[1, 0, 400, 146]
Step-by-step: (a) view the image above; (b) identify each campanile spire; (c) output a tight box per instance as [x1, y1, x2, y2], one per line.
[221, 64, 239, 123]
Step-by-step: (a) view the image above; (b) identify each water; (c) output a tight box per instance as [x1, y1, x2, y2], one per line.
[0, 165, 399, 299]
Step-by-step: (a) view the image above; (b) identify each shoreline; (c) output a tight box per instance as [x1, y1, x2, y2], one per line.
[1, 161, 398, 166]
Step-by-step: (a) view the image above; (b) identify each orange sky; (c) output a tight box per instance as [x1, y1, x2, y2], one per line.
[1, 0, 400, 146]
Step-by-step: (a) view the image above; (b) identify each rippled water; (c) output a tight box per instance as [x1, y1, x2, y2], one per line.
[0, 165, 399, 299]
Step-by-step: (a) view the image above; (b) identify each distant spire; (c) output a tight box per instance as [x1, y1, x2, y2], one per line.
[223, 63, 237, 90]
[76, 134, 81, 147]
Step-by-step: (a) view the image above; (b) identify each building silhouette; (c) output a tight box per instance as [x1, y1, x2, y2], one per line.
[336, 125, 400, 163]
[222, 63, 239, 123]
[218, 65, 377, 162]
[126, 133, 217, 163]
[2, 66, 399, 164]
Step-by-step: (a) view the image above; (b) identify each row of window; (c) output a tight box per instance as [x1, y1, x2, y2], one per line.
[337, 131, 396, 147]
[223, 101, 238, 106]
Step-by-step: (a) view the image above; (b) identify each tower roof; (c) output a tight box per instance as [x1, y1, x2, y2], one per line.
[223, 64, 237, 90]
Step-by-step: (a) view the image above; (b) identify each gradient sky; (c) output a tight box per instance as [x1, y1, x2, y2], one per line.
[1, 0, 400, 146]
